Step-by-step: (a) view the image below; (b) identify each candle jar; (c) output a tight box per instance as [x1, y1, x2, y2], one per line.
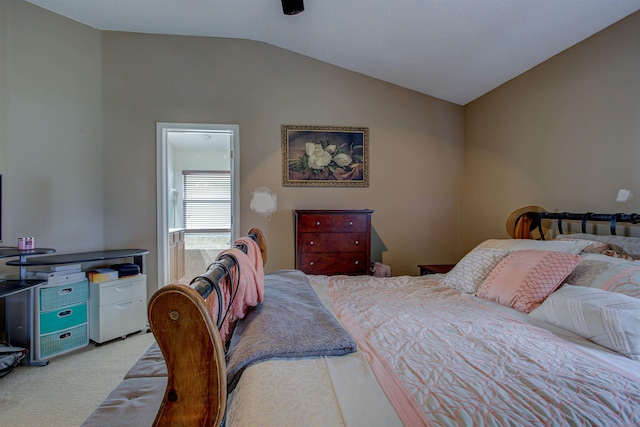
[18, 237, 35, 250]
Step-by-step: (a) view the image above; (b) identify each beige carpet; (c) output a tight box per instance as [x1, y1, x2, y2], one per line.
[0, 331, 156, 426]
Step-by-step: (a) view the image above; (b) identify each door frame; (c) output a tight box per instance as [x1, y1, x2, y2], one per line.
[156, 122, 240, 287]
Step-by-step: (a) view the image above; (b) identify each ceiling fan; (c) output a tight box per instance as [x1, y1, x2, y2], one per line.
[282, 0, 304, 15]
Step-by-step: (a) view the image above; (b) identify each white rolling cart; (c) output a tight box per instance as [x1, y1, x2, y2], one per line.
[89, 274, 147, 344]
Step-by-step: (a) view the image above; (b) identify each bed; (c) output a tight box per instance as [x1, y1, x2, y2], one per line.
[82, 213, 640, 426]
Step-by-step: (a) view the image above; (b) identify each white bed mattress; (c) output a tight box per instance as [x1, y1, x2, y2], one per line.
[226, 274, 640, 426]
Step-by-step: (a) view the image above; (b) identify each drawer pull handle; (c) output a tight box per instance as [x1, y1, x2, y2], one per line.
[349, 221, 353, 226]
[59, 331, 72, 340]
[116, 301, 133, 309]
[58, 309, 72, 318]
[355, 260, 359, 265]
[59, 288, 73, 295]
[316, 221, 321, 226]
[309, 262, 314, 266]
[309, 241, 314, 245]
[355, 240, 359, 245]
[116, 284, 133, 292]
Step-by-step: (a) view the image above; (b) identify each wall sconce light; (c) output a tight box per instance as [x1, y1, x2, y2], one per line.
[282, 0, 304, 15]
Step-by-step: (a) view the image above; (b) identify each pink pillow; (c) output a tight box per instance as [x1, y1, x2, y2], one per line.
[477, 250, 582, 313]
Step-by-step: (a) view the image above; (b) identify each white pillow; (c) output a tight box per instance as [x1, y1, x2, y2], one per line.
[554, 235, 609, 254]
[556, 233, 640, 260]
[477, 238, 592, 254]
[529, 284, 640, 360]
[564, 253, 640, 299]
[442, 248, 508, 294]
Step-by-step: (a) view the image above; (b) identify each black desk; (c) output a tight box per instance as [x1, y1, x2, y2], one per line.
[1, 247, 55, 364]
[6, 248, 149, 275]
[0, 279, 45, 300]
[2, 248, 149, 365]
[1, 247, 56, 282]
[0, 247, 56, 258]
[1, 247, 55, 299]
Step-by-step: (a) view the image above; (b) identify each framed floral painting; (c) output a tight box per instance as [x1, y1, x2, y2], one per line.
[281, 125, 369, 187]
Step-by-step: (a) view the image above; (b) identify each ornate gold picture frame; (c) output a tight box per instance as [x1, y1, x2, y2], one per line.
[281, 125, 369, 187]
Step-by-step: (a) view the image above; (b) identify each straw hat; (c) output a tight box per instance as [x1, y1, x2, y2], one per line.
[506, 205, 550, 239]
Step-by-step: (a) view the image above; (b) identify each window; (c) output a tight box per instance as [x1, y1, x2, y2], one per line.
[182, 171, 231, 231]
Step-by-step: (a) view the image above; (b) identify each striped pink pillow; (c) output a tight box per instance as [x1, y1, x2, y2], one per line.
[477, 250, 582, 313]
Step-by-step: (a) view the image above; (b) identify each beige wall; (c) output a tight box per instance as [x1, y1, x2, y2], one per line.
[0, 1, 104, 337]
[0, 1, 6, 177]
[0, 1, 464, 299]
[101, 31, 464, 291]
[463, 11, 640, 253]
[5, 0, 636, 301]
[0, 0, 104, 269]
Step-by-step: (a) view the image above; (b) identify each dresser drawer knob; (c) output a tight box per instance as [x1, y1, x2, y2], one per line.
[309, 240, 314, 245]
[316, 221, 321, 226]
[354, 260, 359, 265]
[310, 261, 314, 266]
[354, 240, 359, 245]
[349, 221, 353, 226]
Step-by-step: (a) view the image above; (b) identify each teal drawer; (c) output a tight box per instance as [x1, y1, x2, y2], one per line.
[39, 280, 88, 311]
[39, 302, 87, 334]
[39, 323, 88, 359]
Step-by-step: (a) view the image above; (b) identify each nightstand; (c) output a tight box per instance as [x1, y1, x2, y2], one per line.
[418, 264, 455, 275]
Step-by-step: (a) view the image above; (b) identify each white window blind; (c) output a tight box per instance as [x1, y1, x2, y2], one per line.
[183, 172, 231, 231]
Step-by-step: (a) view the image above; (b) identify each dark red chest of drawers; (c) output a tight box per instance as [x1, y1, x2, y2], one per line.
[295, 209, 374, 275]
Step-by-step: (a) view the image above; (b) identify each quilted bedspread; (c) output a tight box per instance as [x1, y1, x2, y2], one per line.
[327, 275, 640, 426]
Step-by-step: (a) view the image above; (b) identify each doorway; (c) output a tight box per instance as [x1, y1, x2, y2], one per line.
[156, 123, 240, 287]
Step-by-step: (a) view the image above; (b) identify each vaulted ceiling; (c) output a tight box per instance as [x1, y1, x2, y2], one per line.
[25, 0, 640, 105]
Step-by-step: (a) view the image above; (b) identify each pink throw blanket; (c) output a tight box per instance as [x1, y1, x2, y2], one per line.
[206, 237, 265, 345]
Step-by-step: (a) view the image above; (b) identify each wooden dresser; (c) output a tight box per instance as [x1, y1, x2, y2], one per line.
[295, 209, 374, 275]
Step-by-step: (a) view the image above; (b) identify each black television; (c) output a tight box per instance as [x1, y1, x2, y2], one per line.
[0, 173, 2, 242]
